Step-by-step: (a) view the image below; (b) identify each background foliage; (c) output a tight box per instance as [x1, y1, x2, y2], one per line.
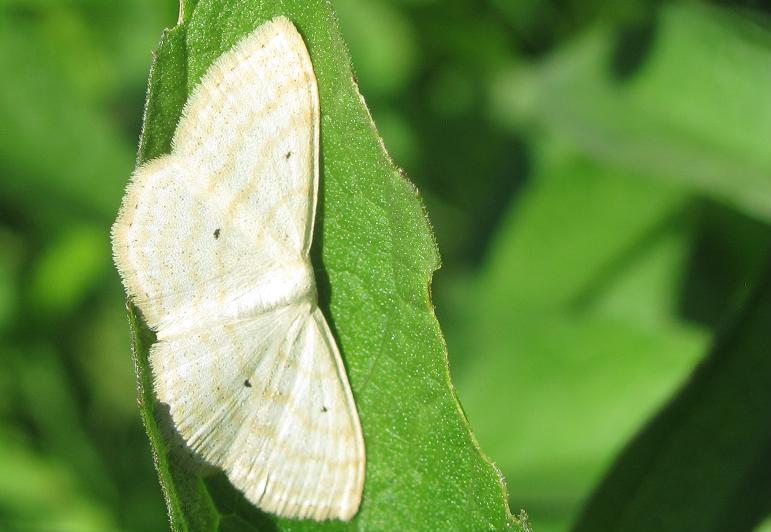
[0, 0, 769, 531]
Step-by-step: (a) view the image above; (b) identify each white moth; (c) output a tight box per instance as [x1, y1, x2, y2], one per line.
[111, 16, 365, 521]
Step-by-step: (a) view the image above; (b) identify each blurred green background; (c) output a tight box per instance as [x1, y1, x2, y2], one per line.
[1, 0, 770, 530]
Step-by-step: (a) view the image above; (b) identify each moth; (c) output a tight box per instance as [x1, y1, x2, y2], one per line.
[111, 16, 365, 521]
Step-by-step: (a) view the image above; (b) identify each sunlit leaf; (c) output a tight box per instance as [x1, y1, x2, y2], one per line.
[127, 1, 522, 530]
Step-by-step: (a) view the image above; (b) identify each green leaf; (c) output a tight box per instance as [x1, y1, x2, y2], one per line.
[475, 141, 689, 311]
[126, 1, 522, 530]
[443, 144, 710, 532]
[572, 261, 771, 532]
[491, 3, 771, 221]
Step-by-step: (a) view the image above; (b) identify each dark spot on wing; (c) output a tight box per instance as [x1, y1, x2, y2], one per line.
[321, 406, 328, 413]
[244, 379, 252, 388]
[285, 151, 292, 160]
[213, 228, 220, 239]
